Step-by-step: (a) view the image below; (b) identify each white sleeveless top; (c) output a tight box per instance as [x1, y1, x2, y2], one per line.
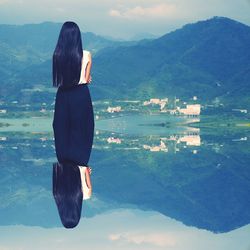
[78, 50, 91, 84]
[78, 166, 91, 200]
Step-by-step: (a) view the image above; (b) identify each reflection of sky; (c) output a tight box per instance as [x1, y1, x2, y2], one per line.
[0, 209, 250, 250]
[0, 113, 250, 248]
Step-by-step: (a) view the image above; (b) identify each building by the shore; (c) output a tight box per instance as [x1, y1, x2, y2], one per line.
[143, 98, 168, 110]
[177, 104, 201, 115]
[107, 106, 122, 113]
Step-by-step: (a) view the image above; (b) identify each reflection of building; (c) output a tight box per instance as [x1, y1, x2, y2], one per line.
[0, 109, 7, 113]
[232, 109, 247, 114]
[95, 129, 202, 153]
[177, 135, 201, 146]
[178, 104, 201, 115]
[40, 108, 46, 113]
[107, 137, 122, 144]
[169, 109, 177, 114]
[143, 140, 168, 152]
[107, 106, 122, 113]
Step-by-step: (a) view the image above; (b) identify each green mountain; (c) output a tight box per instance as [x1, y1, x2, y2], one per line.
[92, 16, 250, 106]
[0, 21, 131, 59]
[0, 17, 250, 108]
[0, 22, 135, 101]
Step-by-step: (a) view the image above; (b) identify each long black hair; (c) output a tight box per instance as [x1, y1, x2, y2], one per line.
[52, 21, 83, 88]
[53, 161, 83, 228]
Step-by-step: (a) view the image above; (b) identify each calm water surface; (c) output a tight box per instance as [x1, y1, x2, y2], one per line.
[0, 113, 249, 250]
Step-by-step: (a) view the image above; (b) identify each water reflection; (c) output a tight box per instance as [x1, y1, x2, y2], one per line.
[1, 209, 250, 250]
[0, 114, 250, 242]
[52, 161, 92, 228]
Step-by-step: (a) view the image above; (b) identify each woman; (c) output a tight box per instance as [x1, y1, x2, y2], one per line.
[52, 21, 94, 228]
[52, 21, 94, 167]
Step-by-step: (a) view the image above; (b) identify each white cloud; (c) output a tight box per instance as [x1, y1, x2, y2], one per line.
[0, 0, 250, 39]
[55, 7, 65, 13]
[109, 9, 122, 18]
[109, 3, 177, 19]
[109, 232, 176, 247]
[0, 0, 9, 5]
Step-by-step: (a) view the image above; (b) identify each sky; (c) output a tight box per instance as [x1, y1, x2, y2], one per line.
[0, 0, 250, 39]
[0, 209, 250, 250]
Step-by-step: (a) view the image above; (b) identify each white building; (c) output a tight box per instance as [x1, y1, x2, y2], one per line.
[178, 104, 201, 115]
[143, 98, 168, 110]
[107, 137, 122, 144]
[107, 106, 122, 113]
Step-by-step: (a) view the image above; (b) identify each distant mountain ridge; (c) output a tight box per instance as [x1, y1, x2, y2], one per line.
[0, 21, 132, 75]
[0, 21, 135, 99]
[92, 16, 250, 105]
[0, 21, 127, 56]
[0, 17, 250, 107]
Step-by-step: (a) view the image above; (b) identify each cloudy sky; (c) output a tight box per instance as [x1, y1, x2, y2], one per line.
[1, 209, 250, 250]
[0, 0, 250, 39]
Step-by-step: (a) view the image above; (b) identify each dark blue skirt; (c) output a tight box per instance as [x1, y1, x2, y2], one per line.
[52, 84, 94, 166]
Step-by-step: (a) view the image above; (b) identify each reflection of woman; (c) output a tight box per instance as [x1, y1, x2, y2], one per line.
[52, 21, 94, 166]
[53, 162, 92, 228]
[79, 165, 92, 199]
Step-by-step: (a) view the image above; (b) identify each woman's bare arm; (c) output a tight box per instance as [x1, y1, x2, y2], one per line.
[85, 52, 92, 84]
[85, 167, 92, 190]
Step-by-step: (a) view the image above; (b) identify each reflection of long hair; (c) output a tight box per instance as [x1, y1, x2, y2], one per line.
[52, 21, 83, 88]
[53, 161, 83, 228]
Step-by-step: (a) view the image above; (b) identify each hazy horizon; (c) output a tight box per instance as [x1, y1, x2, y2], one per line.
[0, 0, 250, 39]
[0, 15, 249, 41]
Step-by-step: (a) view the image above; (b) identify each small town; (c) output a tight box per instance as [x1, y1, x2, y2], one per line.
[93, 96, 203, 120]
[0, 96, 202, 119]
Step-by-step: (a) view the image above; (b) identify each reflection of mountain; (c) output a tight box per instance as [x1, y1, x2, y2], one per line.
[0, 131, 249, 232]
[93, 134, 250, 233]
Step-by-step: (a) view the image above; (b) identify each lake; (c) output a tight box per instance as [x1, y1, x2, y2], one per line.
[0, 112, 250, 250]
